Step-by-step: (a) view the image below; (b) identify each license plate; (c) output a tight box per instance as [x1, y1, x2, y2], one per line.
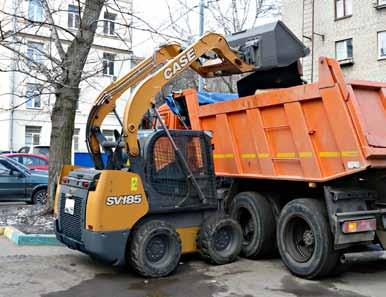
[64, 198, 75, 215]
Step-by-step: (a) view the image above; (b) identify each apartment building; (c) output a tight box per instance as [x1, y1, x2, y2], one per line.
[0, 0, 133, 152]
[282, 0, 386, 82]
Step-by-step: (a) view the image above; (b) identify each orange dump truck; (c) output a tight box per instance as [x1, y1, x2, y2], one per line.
[159, 57, 386, 278]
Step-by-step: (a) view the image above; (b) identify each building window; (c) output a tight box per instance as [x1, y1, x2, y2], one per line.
[73, 128, 80, 151]
[335, 0, 352, 19]
[336, 39, 353, 62]
[102, 53, 115, 76]
[103, 12, 116, 35]
[103, 129, 115, 142]
[26, 41, 44, 64]
[379, 32, 386, 59]
[26, 84, 42, 109]
[25, 126, 41, 146]
[68, 5, 80, 29]
[28, 0, 44, 22]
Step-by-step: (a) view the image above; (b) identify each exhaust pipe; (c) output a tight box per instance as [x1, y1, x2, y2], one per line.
[340, 251, 386, 264]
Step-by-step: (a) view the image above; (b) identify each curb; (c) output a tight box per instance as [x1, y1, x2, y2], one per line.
[1, 226, 62, 246]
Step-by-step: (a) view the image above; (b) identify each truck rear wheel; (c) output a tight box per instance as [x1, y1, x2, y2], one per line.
[197, 215, 242, 265]
[277, 199, 339, 279]
[129, 220, 181, 278]
[230, 192, 276, 258]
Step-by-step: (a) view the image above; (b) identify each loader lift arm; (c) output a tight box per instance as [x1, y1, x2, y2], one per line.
[123, 32, 255, 158]
[87, 43, 183, 169]
[87, 32, 255, 169]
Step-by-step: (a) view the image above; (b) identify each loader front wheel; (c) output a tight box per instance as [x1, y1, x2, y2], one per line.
[197, 215, 242, 265]
[129, 220, 181, 278]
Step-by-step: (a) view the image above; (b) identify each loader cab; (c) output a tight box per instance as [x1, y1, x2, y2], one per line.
[93, 127, 218, 211]
[138, 129, 218, 211]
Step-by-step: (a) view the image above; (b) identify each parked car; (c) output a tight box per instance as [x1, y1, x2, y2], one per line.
[0, 156, 48, 204]
[0, 150, 17, 154]
[18, 145, 50, 157]
[3, 153, 49, 171]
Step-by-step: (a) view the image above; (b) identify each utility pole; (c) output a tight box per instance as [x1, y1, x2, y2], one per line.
[198, 0, 204, 92]
[9, 0, 18, 151]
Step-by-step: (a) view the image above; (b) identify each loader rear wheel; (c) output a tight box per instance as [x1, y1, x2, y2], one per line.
[197, 215, 242, 265]
[129, 220, 181, 278]
[277, 199, 339, 279]
[230, 192, 276, 258]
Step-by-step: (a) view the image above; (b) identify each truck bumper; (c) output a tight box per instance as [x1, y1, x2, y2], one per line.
[55, 219, 130, 266]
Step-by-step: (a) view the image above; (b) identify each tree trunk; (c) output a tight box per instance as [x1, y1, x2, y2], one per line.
[47, 0, 105, 211]
[47, 86, 78, 210]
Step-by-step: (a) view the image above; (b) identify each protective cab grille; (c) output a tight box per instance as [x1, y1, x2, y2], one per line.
[146, 130, 217, 209]
[59, 191, 84, 242]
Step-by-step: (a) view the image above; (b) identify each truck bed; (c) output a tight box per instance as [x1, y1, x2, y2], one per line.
[160, 57, 386, 182]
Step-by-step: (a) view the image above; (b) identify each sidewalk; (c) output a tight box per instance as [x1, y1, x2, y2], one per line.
[0, 203, 58, 245]
[0, 236, 67, 257]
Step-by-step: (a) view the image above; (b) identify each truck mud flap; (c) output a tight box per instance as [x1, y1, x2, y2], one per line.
[324, 186, 381, 246]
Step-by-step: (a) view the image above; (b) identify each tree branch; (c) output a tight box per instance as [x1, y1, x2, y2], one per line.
[41, 0, 65, 60]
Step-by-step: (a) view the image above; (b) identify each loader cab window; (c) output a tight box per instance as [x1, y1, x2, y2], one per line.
[148, 132, 213, 204]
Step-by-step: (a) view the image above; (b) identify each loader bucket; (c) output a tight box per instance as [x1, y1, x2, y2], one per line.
[227, 21, 310, 96]
[227, 20, 309, 70]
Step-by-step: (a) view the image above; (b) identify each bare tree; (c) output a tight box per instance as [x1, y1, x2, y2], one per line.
[0, 0, 125, 211]
[207, 0, 280, 92]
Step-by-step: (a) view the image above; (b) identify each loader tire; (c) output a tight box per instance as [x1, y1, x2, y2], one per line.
[277, 198, 339, 279]
[230, 192, 276, 258]
[197, 215, 242, 265]
[129, 220, 181, 278]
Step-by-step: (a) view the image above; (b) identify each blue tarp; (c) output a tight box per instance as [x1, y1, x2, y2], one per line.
[74, 152, 108, 167]
[165, 91, 238, 115]
[196, 91, 238, 104]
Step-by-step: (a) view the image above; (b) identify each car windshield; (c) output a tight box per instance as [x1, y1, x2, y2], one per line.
[33, 147, 49, 156]
[5, 157, 30, 173]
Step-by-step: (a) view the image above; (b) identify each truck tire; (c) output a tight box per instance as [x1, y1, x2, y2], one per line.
[129, 220, 181, 278]
[32, 188, 48, 205]
[197, 215, 242, 265]
[277, 198, 339, 279]
[230, 192, 276, 258]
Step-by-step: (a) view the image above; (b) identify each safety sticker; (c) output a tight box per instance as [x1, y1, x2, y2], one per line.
[131, 176, 138, 191]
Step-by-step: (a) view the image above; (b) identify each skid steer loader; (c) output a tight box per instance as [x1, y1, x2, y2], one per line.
[54, 21, 309, 277]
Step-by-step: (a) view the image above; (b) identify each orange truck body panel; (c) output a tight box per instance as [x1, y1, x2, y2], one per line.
[159, 57, 386, 182]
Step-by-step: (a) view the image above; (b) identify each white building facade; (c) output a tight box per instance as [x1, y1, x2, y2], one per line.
[0, 0, 134, 152]
[282, 0, 386, 83]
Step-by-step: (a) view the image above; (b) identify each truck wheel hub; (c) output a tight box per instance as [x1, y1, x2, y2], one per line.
[303, 230, 314, 246]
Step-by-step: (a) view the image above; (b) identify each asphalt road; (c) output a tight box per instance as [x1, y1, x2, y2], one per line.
[1, 237, 386, 297]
